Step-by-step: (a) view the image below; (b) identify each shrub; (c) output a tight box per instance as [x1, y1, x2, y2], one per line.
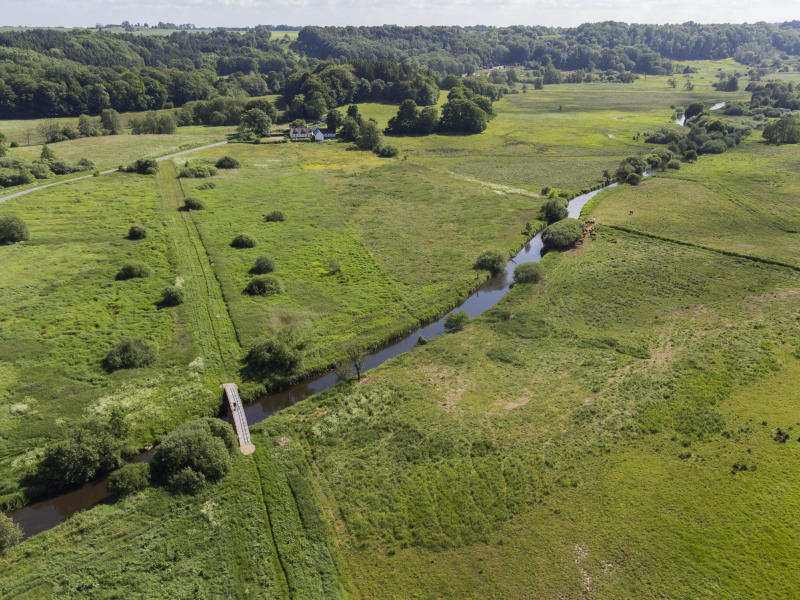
[160, 286, 184, 306]
[700, 139, 727, 154]
[152, 418, 237, 494]
[216, 155, 241, 169]
[0, 215, 29, 243]
[196, 181, 216, 190]
[168, 467, 207, 494]
[231, 234, 256, 248]
[514, 262, 542, 284]
[542, 218, 582, 250]
[541, 198, 568, 223]
[108, 463, 151, 498]
[626, 172, 642, 186]
[116, 261, 151, 280]
[444, 310, 470, 332]
[183, 196, 204, 210]
[377, 145, 399, 157]
[250, 255, 275, 274]
[244, 333, 303, 377]
[328, 258, 342, 273]
[104, 338, 157, 371]
[666, 159, 681, 170]
[0, 513, 22, 553]
[77, 157, 95, 170]
[473, 249, 506, 275]
[244, 275, 282, 296]
[128, 225, 147, 240]
[179, 163, 217, 178]
[683, 149, 698, 162]
[265, 210, 285, 222]
[125, 158, 158, 175]
[28, 162, 52, 179]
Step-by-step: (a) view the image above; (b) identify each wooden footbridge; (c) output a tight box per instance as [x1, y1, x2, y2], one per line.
[221, 383, 255, 455]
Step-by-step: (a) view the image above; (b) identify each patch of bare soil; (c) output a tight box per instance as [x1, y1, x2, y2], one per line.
[748, 288, 800, 302]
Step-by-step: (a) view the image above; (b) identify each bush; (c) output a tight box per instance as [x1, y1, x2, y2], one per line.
[179, 163, 217, 178]
[265, 210, 285, 222]
[77, 157, 95, 170]
[124, 158, 158, 175]
[160, 286, 184, 306]
[514, 262, 542, 284]
[128, 225, 147, 240]
[666, 159, 681, 170]
[116, 261, 151, 280]
[216, 155, 241, 169]
[683, 149, 698, 162]
[626, 172, 642, 186]
[108, 463, 151, 498]
[244, 275, 282, 296]
[0, 513, 22, 553]
[473, 249, 506, 275]
[104, 338, 157, 371]
[152, 418, 237, 494]
[700, 139, 727, 154]
[377, 145, 399, 157]
[541, 198, 568, 223]
[328, 258, 342, 273]
[168, 467, 207, 494]
[244, 331, 304, 379]
[444, 310, 470, 332]
[250, 255, 275, 274]
[542, 218, 582, 250]
[197, 181, 216, 190]
[0, 215, 29, 243]
[231, 234, 256, 248]
[183, 196, 204, 210]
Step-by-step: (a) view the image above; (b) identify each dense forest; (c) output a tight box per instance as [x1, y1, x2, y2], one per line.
[2, 22, 800, 119]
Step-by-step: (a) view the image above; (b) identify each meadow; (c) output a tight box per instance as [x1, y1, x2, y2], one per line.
[2, 69, 800, 599]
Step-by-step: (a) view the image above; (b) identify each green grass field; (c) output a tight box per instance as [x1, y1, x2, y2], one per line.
[2, 66, 800, 599]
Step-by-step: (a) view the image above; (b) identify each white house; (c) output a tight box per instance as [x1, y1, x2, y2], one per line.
[311, 125, 336, 141]
[289, 126, 310, 139]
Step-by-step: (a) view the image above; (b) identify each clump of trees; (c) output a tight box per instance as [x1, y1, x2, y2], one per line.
[238, 108, 271, 140]
[473, 250, 506, 275]
[121, 158, 158, 175]
[762, 116, 800, 145]
[541, 198, 568, 224]
[108, 462, 151, 498]
[0, 215, 29, 243]
[32, 410, 131, 494]
[250, 255, 275, 274]
[386, 99, 440, 134]
[444, 310, 470, 332]
[103, 337, 157, 371]
[127, 225, 147, 240]
[243, 330, 304, 383]
[116, 261, 151, 280]
[179, 160, 217, 178]
[645, 109, 750, 162]
[151, 418, 237, 495]
[244, 274, 282, 296]
[514, 262, 542, 284]
[130, 112, 176, 135]
[231, 234, 256, 248]
[542, 218, 582, 250]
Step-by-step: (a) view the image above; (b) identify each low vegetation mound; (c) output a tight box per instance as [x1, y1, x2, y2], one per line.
[183, 197, 204, 210]
[0, 215, 29, 243]
[103, 337, 157, 371]
[444, 310, 470, 332]
[473, 250, 506, 275]
[250, 255, 275, 274]
[127, 225, 147, 240]
[542, 218, 582, 250]
[244, 274, 282, 296]
[115, 261, 151, 280]
[514, 262, 542, 284]
[0, 513, 22, 553]
[122, 158, 158, 175]
[231, 234, 256, 248]
[160, 286, 184, 306]
[216, 155, 241, 169]
[152, 418, 237, 495]
[179, 161, 217, 178]
[265, 210, 285, 222]
[108, 463, 151, 498]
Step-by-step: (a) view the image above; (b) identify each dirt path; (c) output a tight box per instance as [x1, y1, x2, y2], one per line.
[0, 140, 228, 203]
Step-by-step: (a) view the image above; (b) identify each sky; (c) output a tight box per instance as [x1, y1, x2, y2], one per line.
[2, 0, 798, 29]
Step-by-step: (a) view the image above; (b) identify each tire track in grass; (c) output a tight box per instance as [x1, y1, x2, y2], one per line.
[157, 161, 240, 376]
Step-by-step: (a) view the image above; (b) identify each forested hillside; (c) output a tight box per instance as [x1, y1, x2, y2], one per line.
[3, 22, 800, 118]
